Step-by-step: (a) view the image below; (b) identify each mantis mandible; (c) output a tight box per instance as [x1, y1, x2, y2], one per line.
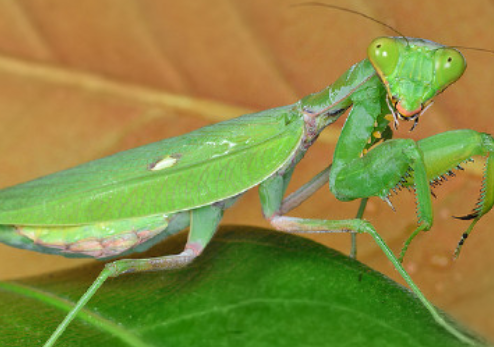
[0, 27, 491, 347]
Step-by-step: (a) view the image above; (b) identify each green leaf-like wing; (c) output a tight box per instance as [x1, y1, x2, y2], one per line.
[0, 227, 484, 347]
[0, 106, 304, 225]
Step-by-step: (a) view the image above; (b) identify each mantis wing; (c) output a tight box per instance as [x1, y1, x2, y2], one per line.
[0, 106, 304, 225]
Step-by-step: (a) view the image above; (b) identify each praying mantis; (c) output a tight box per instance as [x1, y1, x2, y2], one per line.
[0, 4, 493, 347]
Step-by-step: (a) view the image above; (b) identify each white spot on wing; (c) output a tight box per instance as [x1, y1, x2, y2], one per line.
[149, 155, 179, 171]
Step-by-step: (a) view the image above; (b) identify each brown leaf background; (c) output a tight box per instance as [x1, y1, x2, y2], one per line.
[0, 0, 493, 340]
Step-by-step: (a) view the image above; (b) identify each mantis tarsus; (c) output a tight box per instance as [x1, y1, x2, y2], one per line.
[0, 28, 491, 347]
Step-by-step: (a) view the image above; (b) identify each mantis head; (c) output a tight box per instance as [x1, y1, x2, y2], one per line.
[367, 37, 466, 128]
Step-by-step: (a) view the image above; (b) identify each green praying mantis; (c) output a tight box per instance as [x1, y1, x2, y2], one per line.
[0, 15, 492, 347]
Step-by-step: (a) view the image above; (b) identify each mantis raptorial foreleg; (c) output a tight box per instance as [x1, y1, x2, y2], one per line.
[331, 136, 434, 235]
[404, 130, 494, 258]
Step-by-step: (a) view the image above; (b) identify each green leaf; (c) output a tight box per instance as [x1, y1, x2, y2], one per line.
[0, 226, 487, 346]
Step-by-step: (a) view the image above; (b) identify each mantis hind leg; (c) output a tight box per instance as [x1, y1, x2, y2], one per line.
[43, 204, 224, 347]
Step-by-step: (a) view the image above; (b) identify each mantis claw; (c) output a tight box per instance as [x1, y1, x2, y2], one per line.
[382, 195, 396, 211]
[453, 213, 479, 221]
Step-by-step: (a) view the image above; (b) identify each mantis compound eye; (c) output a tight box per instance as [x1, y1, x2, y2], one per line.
[367, 37, 400, 77]
[434, 48, 466, 90]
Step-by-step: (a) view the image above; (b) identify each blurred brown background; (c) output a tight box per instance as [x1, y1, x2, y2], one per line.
[0, 0, 493, 341]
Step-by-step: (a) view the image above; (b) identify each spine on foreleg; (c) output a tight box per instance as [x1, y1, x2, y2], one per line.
[475, 149, 494, 218]
[453, 133, 494, 257]
[456, 133, 494, 220]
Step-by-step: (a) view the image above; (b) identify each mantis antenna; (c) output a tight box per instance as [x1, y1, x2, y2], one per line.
[292, 2, 409, 44]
